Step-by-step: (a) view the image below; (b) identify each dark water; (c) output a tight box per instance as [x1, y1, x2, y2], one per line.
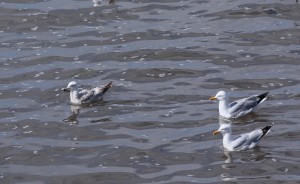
[1, 0, 300, 183]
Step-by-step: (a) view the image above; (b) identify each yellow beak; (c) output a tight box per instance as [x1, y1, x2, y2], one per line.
[213, 130, 220, 135]
[209, 96, 217, 101]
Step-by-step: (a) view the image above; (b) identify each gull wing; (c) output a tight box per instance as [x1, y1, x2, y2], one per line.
[228, 92, 268, 117]
[78, 89, 95, 103]
[238, 129, 265, 150]
[231, 134, 249, 149]
[232, 125, 272, 150]
[248, 125, 272, 143]
[91, 81, 113, 98]
[77, 81, 112, 104]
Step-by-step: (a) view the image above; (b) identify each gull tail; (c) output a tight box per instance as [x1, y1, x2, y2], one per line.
[257, 92, 269, 104]
[101, 81, 113, 95]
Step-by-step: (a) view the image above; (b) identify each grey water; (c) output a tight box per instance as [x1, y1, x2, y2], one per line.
[1, 0, 300, 183]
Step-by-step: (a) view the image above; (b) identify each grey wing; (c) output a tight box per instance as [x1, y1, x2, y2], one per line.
[228, 96, 261, 117]
[91, 87, 106, 98]
[78, 89, 95, 103]
[246, 129, 264, 143]
[233, 130, 264, 150]
[231, 134, 249, 149]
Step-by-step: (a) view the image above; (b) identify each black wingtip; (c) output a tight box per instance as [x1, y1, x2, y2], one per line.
[261, 124, 273, 137]
[257, 92, 269, 103]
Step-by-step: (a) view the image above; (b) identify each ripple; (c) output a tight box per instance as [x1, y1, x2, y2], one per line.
[1, 0, 300, 183]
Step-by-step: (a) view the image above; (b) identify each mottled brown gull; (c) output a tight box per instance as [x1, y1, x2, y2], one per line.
[62, 81, 112, 105]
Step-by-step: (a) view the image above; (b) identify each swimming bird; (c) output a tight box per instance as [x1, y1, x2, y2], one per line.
[209, 91, 269, 118]
[62, 81, 113, 105]
[213, 123, 273, 151]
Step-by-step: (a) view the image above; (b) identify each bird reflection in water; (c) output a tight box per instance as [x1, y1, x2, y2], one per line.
[221, 150, 237, 182]
[63, 105, 81, 125]
[63, 103, 111, 124]
[222, 150, 235, 169]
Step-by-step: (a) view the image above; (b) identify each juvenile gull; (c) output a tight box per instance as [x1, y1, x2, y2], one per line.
[62, 81, 112, 105]
[209, 91, 269, 118]
[213, 123, 273, 151]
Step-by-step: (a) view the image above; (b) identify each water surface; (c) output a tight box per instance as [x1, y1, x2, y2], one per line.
[1, 0, 300, 183]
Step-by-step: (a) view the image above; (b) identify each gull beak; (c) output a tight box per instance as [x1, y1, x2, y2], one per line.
[213, 130, 220, 135]
[209, 96, 217, 101]
[62, 87, 71, 92]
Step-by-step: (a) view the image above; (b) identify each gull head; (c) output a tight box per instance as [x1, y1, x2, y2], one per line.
[93, 0, 102, 7]
[62, 81, 79, 92]
[209, 91, 227, 101]
[213, 123, 232, 135]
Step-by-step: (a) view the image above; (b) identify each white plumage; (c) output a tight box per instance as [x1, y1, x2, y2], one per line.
[213, 123, 273, 151]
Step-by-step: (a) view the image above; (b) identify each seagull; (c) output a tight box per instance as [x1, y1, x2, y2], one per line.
[213, 123, 273, 151]
[209, 91, 269, 118]
[62, 81, 113, 105]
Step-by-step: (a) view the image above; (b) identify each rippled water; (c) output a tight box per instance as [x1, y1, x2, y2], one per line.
[1, 0, 300, 183]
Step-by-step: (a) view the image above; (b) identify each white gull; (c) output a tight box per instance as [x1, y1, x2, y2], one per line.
[62, 81, 112, 105]
[213, 123, 273, 151]
[209, 91, 268, 118]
